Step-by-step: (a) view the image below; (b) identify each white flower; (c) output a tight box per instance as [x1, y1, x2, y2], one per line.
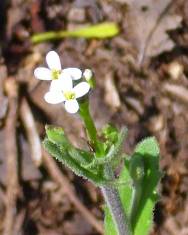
[44, 76, 90, 114]
[34, 51, 82, 88]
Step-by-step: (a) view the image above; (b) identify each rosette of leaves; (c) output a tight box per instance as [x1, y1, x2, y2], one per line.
[43, 125, 127, 186]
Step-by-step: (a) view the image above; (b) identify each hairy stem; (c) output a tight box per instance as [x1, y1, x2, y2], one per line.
[101, 186, 130, 235]
[101, 165, 131, 235]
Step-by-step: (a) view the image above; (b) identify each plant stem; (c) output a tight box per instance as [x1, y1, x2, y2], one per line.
[79, 101, 102, 155]
[101, 165, 131, 235]
[79, 101, 131, 235]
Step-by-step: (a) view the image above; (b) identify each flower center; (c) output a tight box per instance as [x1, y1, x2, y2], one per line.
[64, 91, 76, 100]
[51, 69, 61, 80]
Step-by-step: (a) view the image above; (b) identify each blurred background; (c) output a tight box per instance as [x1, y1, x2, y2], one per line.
[0, 0, 188, 234]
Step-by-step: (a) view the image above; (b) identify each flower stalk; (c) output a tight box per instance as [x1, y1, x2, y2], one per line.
[79, 101, 131, 235]
[79, 101, 102, 155]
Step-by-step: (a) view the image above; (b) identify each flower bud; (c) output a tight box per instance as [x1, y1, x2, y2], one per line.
[83, 69, 95, 88]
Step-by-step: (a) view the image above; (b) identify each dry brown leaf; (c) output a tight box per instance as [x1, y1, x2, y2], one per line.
[104, 72, 121, 112]
[125, 0, 182, 63]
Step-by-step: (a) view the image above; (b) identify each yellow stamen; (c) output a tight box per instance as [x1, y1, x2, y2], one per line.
[51, 69, 61, 80]
[64, 91, 76, 100]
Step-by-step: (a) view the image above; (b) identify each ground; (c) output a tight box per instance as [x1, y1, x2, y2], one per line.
[0, 0, 188, 234]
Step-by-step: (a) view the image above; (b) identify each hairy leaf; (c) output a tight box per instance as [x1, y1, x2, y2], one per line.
[46, 126, 92, 164]
[130, 137, 161, 235]
[82, 127, 127, 169]
[43, 138, 106, 185]
[104, 137, 161, 235]
[104, 207, 117, 235]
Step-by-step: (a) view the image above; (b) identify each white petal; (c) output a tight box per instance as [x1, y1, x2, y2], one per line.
[50, 78, 62, 92]
[64, 100, 79, 113]
[50, 75, 73, 92]
[34, 67, 52, 80]
[46, 51, 61, 70]
[73, 82, 90, 98]
[61, 76, 73, 92]
[63, 68, 82, 80]
[44, 91, 65, 104]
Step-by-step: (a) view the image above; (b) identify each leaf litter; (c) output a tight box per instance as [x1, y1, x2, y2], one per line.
[125, 0, 182, 64]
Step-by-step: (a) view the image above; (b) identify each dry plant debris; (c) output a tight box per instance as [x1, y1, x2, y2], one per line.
[3, 78, 19, 235]
[125, 0, 182, 63]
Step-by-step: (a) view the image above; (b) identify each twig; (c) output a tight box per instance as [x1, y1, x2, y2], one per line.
[20, 98, 42, 167]
[3, 78, 19, 235]
[42, 150, 104, 234]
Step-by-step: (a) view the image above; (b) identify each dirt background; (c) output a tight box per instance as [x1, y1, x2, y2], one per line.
[0, 0, 188, 234]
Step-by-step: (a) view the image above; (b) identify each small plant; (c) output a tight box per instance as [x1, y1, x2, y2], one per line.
[34, 51, 162, 235]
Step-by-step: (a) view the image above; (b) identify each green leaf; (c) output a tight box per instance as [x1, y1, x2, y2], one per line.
[46, 125, 92, 164]
[46, 125, 69, 146]
[82, 127, 127, 169]
[104, 207, 117, 235]
[104, 137, 161, 235]
[43, 138, 106, 184]
[102, 124, 119, 146]
[134, 137, 160, 157]
[130, 137, 161, 235]
[44, 126, 111, 186]
[31, 22, 120, 44]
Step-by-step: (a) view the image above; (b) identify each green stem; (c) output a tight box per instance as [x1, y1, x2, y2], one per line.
[79, 101, 102, 156]
[79, 101, 131, 234]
